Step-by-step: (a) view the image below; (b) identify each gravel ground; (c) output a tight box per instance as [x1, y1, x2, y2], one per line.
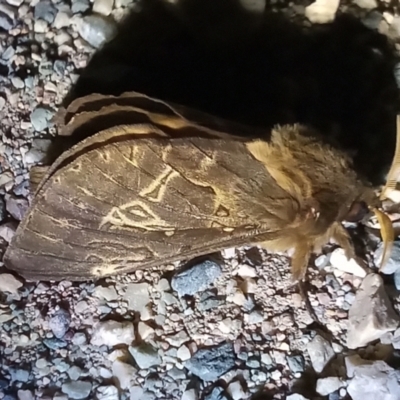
[1, 0, 400, 399]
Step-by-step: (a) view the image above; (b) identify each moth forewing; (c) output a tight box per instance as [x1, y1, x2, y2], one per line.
[4, 136, 296, 281]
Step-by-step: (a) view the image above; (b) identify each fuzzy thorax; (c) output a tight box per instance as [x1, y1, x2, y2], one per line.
[247, 124, 378, 280]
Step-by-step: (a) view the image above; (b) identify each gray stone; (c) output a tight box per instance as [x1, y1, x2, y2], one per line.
[227, 381, 246, 400]
[129, 343, 161, 369]
[24, 148, 46, 165]
[287, 354, 305, 373]
[286, 395, 310, 400]
[395, 63, 400, 90]
[6, 196, 29, 221]
[11, 76, 24, 89]
[122, 282, 149, 313]
[61, 381, 92, 399]
[181, 389, 197, 400]
[374, 241, 400, 274]
[239, 0, 265, 13]
[316, 377, 344, 396]
[247, 309, 263, 324]
[394, 269, 400, 291]
[6, 0, 23, 6]
[49, 308, 71, 339]
[307, 335, 335, 373]
[362, 10, 382, 30]
[96, 385, 119, 400]
[112, 360, 136, 390]
[43, 338, 68, 349]
[54, 59, 67, 76]
[93, 0, 114, 16]
[91, 320, 135, 346]
[185, 343, 236, 381]
[198, 297, 223, 311]
[17, 390, 34, 400]
[1, 45, 14, 61]
[330, 248, 366, 277]
[30, 107, 54, 132]
[0, 96, 5, 111]
[0, 273, 22, 294]
[9, 368, 29, 382]
[171, 260, 222, 296]
[0, 12, 14, 30]
[34, 0, 57, 23]
[94, 285, 118, 301]
[53, 11, 71, 29]
[204, 387, 228, 400]
[72, 0, 90, 14]
[164, 330, 190, 347]
[354, 0, 378, 9]
[347, 358, 400, 400]
[72, 332, 87, 345]
[129, 387, 144, 399]
[68, 366, 83, 381]
[246, 357, 260, 368]
[305, 0, 340, 24]
[347, 274, 400, 349]
[54, 360, 70, 373]
[314, 254, 330, 269]
[0, 171, 13, 187]
[78, 15, 117, 49]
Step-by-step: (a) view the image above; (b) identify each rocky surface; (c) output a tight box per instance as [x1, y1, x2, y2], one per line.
[0, 0, 400, 399]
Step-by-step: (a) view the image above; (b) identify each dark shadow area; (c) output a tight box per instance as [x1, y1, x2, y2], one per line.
[64, 0, 399, 185]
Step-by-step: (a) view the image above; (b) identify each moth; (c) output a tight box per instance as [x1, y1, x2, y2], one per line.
[2, 91, 397, 282]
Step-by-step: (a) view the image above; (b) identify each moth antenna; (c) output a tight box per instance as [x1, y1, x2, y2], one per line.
[331, 222, 356, 261]
[380, 115, 400, 201]
[372, 208, 394, 272]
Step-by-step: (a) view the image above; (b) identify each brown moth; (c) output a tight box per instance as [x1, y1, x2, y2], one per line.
[2, 91, 397, 282]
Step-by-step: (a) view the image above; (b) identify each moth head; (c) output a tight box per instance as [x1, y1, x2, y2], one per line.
[331, 115, 400, 275]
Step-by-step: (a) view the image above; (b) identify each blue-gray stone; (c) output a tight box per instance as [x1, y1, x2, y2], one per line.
[395, 63, 400, 90]
[374, 241, 400, 275]
[0, 197, 5, 222]
[78, 15, 117, 49]
[171, 260, 222, 296]
[71, 0, 90, 14]
[49, 308, 71, 339]
[0, 13, 14, 31]
[9, 368, 29, 382]
[362, 11, 382, 30]
[34, 0, 57, 23]
[54, 60, 67, 76]
[287, 354, 305, 373]
[204, 387, 228, 400]
[43, 338, 67, 350]
[61, 380, 92, 399]
[246, 357, 260, 368]
[0, 379, 9, 389]
[185, 342, 235, 381]
[129, 343, 161, 369]
[30, 107, 54, 132]
[394, 269, 400, 291]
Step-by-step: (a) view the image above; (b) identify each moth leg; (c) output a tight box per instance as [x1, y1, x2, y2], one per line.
[256, 237, 311, 281]
[290, 242, 312, 282]
[331, 222, 356, 260]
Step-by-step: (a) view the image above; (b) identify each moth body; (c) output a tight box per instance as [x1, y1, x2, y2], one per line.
[2, 91, 393, 281]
